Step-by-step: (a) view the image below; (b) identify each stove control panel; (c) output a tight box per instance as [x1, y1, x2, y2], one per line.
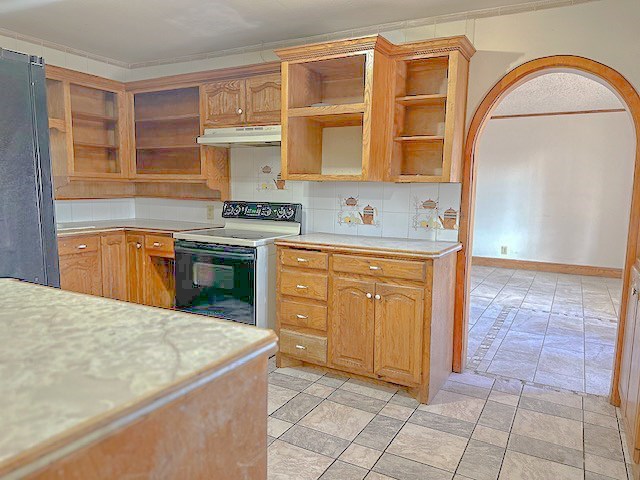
[222, 201, 302, 223]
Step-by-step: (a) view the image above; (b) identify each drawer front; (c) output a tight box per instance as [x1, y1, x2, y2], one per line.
[280, 248, 328, 270]
[332, 254, 425, 281]
[58, 235, 100, 256]
[145, 234, 174, 257]
[280, 270, 328, 301]
[279, 329, 327, 365]
[280, 299, 327, 331]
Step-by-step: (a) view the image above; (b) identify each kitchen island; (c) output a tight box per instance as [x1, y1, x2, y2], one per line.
[0, 279, 276, 480]
[275, 233, 461, 403]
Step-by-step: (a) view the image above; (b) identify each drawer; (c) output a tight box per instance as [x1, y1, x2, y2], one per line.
[58, 235, 100, 256]
[279, 299, 327, 331]
[332, 254, 426, 281]
[279, 329, 327, 365]
[145, 234, 174, 257]
[280, 270, 328, 301]
[280, 248, 328, 270]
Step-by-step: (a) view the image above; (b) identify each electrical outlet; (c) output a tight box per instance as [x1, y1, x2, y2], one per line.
[206, 205, 216, 221]
[501, 245, 508, 255]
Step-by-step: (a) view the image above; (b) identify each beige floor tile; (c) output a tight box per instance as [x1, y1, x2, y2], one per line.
[387, 422, 468, 472]
[268, 417, 293, 438]
[534, 369, 585, 392]
[298, 400, 375, 441]
[268, 384, 298, 415]
[511, 408, 583, 450]
[268, 439, 333, 480]
[521, 384, 583, 409]
[499, 451, 583, 480]
[417, 389, 486, 423]
[584, 410, 619, 430]
[584, 453, 628, 480]
[339, 443, 382, 469]
[276, 366, 325, 382]
[471, 424, 509, 448]
[488, 390, 520, 407]
[304, 383, 336, 399]
[379, 403, 415, 421]
[340, 378, 397, 401]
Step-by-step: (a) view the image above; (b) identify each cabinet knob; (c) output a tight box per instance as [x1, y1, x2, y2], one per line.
[136, 243, 142, 249]
[366, 293, 372, 299]
[153, 242, 161, 247]
[237, 108, 243, 114]
[296, 314, 308, 319]
[375, 294, 381, 300]
[296, 284, 308, 289]
[77, 244, 87, 250]
[295, 344, 306, 350]
[369, 265, 380, 270]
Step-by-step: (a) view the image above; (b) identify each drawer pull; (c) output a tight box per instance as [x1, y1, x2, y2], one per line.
[153, 242, 162, 247]
[136, 243, 142, 249]
[296, 314, 308, 319]
[77, 244, 87, 250]
[296, 284, 308, 289]
[295, 344, 306, 350]
[366, 293, 372, 299]
[375, 294, 381, 300]
[296, 258, 308, 263]
[369, 265, 380, 270]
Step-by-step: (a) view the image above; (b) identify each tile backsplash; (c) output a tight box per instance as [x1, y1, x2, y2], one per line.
[54, 147, 462, 242]
[230, 147, 461, 241]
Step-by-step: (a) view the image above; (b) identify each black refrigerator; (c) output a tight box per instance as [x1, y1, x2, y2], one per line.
[0, 48, 59, 287]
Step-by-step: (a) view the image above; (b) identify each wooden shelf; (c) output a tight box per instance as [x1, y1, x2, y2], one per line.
[396, 94, 447, 105]
[394, 135, 445, 142]
[135, 113, 200, 123]
[74, 141, 119, 149]
[72, 111, 118, 122]
[48, 118, 66, 132]
[288, 103, 366, 118]
[131, 174, 206, 183]
[136, 144, 199, 150]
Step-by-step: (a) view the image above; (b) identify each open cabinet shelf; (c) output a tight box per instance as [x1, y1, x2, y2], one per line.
[69, 84, 123, 176]
[133, 87, 202, 177]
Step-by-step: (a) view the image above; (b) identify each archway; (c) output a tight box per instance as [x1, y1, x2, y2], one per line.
[454, 55, 640, 405]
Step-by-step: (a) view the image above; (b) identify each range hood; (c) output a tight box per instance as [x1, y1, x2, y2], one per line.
[197, 125, 281, 147]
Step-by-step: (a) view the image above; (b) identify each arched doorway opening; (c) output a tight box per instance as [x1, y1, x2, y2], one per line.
[455, 56, 640, 404]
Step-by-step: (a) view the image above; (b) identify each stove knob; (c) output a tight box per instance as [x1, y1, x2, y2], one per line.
[262, 206, 272, 217]
[286, 207, 295, 219]
[234, 206, 242, 215]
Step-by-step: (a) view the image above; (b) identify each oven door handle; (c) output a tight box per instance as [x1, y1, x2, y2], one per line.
[175, 246, 256, 261]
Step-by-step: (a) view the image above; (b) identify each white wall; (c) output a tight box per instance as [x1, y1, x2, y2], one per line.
[473, 111, 635, 268]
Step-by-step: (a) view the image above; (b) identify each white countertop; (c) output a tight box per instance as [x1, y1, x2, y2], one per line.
[56, 219, 222, 236]
[0, 280, 275, 476]
[276, 233, 462, 258]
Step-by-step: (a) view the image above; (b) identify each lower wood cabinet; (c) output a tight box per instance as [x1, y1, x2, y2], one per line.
[58, 230, 175, 309]
[619, 263, 640, 462]
[329, 276, 375, 375]
[276, 244, 457, 404]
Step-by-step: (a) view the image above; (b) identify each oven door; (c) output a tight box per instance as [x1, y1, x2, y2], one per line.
[174, 240, 256, 325]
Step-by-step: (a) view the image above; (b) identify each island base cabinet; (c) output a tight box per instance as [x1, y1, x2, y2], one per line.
[276, 245, 457, 404]
[25, 355, 269, 480]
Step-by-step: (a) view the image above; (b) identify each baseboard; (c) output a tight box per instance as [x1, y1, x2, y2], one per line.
[471, 256, 622, 278]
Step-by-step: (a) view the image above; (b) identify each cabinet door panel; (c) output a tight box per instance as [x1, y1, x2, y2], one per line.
[202, 80, 245, 127]
[374, 282, 424, 386]
[145, 254, 175, 308]
[620, 267, 639, 418]
[126, 233, 146, 304]
[101, 232, 127, 301]
[245, 74, 281, 125]
[59, 251, 102, 296]
[328, 276, 375, 375]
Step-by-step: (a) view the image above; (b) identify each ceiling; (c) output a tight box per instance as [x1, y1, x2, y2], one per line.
[0, 0, 552, 65]
[493, 72, 625, 116]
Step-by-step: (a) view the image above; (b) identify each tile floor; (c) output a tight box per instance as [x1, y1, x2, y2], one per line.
[266, 360, 634, 479]
[468, 266, 622, 395]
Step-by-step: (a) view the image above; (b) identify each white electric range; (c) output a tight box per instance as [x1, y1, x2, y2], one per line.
[173, 201, 302, 329]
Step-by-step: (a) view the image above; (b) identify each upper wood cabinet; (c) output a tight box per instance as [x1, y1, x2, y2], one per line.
[202, 79, 246, 127]
[202, 73, 281, 128]
[276, 35, 474, 182]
